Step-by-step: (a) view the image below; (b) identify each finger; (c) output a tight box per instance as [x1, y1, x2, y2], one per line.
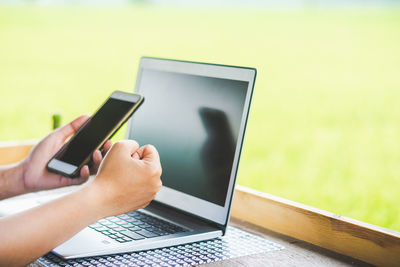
[93, 150, 102, 165]
[111, 140, 140, 156]
[137, 144, 160, 163]
[69, 174, 90, 185]
[53, 115, 90, 141]
[89, 150, 102, 175]
[103, 140, 112, 154]
[80, 165, 90, 178]
[135, 146, 145, 159]
[58, 169, 89, 187]
[132, 152, 140, 159]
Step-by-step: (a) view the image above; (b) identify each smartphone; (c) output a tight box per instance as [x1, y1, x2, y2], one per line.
[47, 91, 144, 178]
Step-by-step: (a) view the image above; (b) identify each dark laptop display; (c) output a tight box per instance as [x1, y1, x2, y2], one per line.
[129, 69, 248, 207]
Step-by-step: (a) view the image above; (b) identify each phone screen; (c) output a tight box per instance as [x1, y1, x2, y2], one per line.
[48, 94, 142, 176]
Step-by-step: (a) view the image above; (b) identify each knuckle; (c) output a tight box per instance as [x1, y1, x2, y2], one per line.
[156, 183, 162, 193]
[149, 164, 162, 177]
[156, 179, 162, 189]
[113, 141, 124, 149]
[152, 164, 162, 176]
[152, 180, 162, 194]
[130, 140, 140, 149]
[146, 144, 156, 151]
[158, 166, 162, 176]
[149, 167, 159, 177]
[113, 140, 140, 153]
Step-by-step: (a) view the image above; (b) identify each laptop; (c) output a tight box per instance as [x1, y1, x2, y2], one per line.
[52, 57, 256, 258]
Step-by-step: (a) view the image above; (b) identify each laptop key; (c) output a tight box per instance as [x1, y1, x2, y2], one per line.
[135, 229, 158, 238]
[127, 226, 141, 231]
[136, 223, 150, 228]
[158, 231, 171, 236]
[95, 227, 108, 232]
[144, 226, 157, 231]
[130, 213, 144, 219]
[150, 228, 167, 234]
[107, 224, 121, 229]
[120, 223, 134, 228]
[90, 223, 102, 228]
[120, 230, 145, 240]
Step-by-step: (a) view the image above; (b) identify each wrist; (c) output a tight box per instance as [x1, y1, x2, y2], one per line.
[77, 179, 109, 222]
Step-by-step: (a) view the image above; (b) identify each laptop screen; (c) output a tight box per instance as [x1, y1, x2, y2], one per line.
[128, 58, 256, 225]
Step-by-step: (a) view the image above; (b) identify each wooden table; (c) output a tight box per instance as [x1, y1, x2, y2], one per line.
[210, 218, 372, 266]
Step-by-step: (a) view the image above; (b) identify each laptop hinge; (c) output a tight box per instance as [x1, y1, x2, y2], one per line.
[146, 200, 227, 234]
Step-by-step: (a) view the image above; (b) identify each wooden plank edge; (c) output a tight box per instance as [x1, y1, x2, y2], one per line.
[0, 140, 37, 164]
[231, 185, 400, 267]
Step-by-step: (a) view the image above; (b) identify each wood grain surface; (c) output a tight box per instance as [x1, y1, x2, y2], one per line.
[231, 185, 400, 267]
[206, 218, 372, 267]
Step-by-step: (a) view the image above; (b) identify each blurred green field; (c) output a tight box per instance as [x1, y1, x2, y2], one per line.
[1, 5, 399, 231]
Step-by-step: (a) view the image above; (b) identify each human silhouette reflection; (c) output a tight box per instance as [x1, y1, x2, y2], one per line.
[199, 107, 236, 206]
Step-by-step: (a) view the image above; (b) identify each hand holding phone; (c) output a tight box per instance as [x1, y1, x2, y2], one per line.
[47, 91, 144, 178]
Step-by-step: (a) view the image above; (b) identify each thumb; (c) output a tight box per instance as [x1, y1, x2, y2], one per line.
[52, 115, 90, 141]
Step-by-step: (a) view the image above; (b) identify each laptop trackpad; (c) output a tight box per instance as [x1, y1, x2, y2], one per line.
[53, 227, 114, 258]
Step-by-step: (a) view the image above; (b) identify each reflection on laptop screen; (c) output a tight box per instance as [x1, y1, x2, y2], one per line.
[129, 68, 248, 207]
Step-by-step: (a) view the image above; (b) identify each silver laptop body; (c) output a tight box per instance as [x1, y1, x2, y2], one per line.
[53, 57, 256, 259]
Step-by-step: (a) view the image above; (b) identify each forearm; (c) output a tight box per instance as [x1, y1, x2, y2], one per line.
[0, 184, 104, 266]
[0, 163, 26, 200]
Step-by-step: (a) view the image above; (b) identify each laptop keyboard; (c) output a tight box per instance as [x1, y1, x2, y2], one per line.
[89, 210, 188, 243]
